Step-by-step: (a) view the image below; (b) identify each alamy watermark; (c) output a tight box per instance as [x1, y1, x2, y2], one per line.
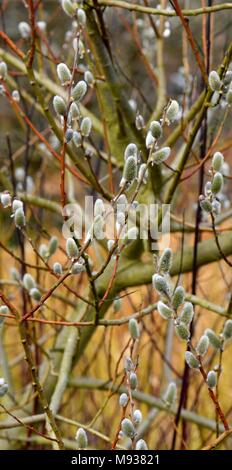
[62, 197, 170, 250]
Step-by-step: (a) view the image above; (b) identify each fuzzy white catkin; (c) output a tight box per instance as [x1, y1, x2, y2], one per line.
[62, 0, 75, 16]
[12, 199, 23, 212]
[158, 248, 172, 274]
[107, 239, 114, 251]
[209, 71, 221, 91]
[223, 319, 232, 340]
[37, 21, 46, 32]
[135, 114, 144, 130]
[149, 120, 162, 139]
[152, 274, 170, 297]
[166, 100, 179, 122]
[0, 61, 7, 80]
[1, 193, 11, 208]
[57, 63, 71, 84]
[73, 131, 82, 147]
[133, 409, 142, 424]
[200, 198, 212, 213]
[175, 323, 190, 341]
[185, 351, 200, 369]
[179, 302, 194, 325]
[119, 393, 128, 407]
[124, 143, 138, 160]
[75, 428, 88, 449]
[53, 95, 66, 116]
[53, 262, 63, 276]
[15, 167, 25, 182]
[113, 297, 121, 312]
[146, 131, 155, 149]
[212, 199, 221, 215]
[80, 117, 92, 137]
[122, 156, 137, 183]
[10, 267, 20, 281]
[93, 215, 105, 239]
[12, 90, 20, 101]
[129, 372, 138, 390]
[226, 87, 232, 104]
[224, 71, 232, 86]
[23, 273, 35, 291]
[138, 163, 148, 184]
[14, 208, 25, 228]
[121, 419, 135, 439]
[48, 236, 58, 256]
[69, 102, 80, 120]
[164, 382, 177, 406]
[94, 198, 105, 217]
[196, 335, 209, 356]
[72, 262, 85, 274]
[157, 301, 173, 320]
[124, 357, 134, 372]
[0, 380, 8, 397]
[66, 238, 78, 259]
[211, 172, 223, 194]
[39, 244, 48, 259]
[77, 9, 86, 28]
[212, 152, 224, 172]
[172, 286, 185, 310]
[129, 318, 140, 340]
[0, 305, 9, 315]
[117, 194, 127, 210]
[126, 227, 138, 241]
[84, 70, 94, 86]
[207, 370, 217, 389]
[18, 21, 31, 38]
[152, 147, 171, 164]
[71, 81, 87, 101]
[205, 328, 221, 349]
[66, 129, 73, 142]
[136, 439, 148, 450]
[30, 288, 41, 301]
